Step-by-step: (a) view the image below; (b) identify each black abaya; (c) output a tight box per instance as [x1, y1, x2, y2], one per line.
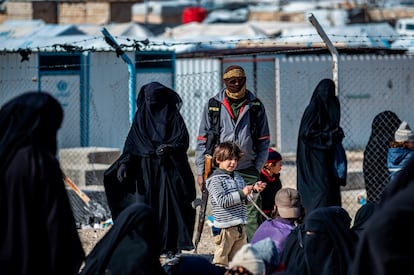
[296, 79, 345, 213]
[350, 156, 414, 275]
[104, 82, 196, 254]
[350, 202, 376, 241]
[0, 92, 85, 275]
[362, 111, 401, 203]
[281, 206, 357, 275]
[80, 203, 166, 275]
[304, 206, 357, 275]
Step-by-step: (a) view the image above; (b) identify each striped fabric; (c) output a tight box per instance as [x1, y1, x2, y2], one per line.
[206, 170, 249, 229]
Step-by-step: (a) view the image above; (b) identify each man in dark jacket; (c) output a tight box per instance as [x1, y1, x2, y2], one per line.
[195, 65, 270, 242]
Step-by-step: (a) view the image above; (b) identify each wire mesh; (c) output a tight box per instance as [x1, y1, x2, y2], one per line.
[1, 45, 414, 223]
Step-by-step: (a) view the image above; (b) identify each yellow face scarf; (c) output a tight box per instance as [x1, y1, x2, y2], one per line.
[223, 67, 246, 100]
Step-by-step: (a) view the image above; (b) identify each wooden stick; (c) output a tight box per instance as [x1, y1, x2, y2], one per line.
[63, 174, 90, 205]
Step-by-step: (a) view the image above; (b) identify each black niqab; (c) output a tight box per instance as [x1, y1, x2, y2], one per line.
[362, 111, 401, 203]
[350, 155, 414, 275]
[296, 79, 344, 213]
[0, 92, 85, 275]
[123, 82, 185, 157]
[0, 92, 63, 173]
[350, 202, 376, 241]
[104, 82, 196, 253]
[304, 206, 356, 275]
[80, 203, 166, 275]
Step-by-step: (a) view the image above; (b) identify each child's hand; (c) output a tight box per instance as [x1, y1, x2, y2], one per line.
[253, 181, 267, 193]
[242, 185, 254, 196]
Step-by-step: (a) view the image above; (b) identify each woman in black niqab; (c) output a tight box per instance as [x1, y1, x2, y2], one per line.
[104, 82, 196, 254]
[80, 203, 166, 275]
[362, 110, 401, 203]
[304, 206, 357, 275]
[296, 79, 345, 213]
[350, 154, 414, 275]
[280, 206, 357, 275]
[350, 202, 376, 241]
[0, 92, 85, 275]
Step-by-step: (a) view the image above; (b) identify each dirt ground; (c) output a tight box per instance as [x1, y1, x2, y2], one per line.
[78, 212, 215, 257]
[78, 228, 109, 256]
[77, 153, 364, 262]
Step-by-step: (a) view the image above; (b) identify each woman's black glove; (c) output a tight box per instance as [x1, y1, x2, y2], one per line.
[117, 163, 127, 182]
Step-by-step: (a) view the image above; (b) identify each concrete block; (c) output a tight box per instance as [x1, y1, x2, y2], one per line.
[341, 168, 365, 191]
[63, 163, 110, 187]
[59, 147, 120, 187]
[59, 147, 121, 167]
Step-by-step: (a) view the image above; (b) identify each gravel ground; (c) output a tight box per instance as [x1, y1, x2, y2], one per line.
[78, 228, 110, 256]
[78, 211, 215, 258]
[78, 155, 364, 264]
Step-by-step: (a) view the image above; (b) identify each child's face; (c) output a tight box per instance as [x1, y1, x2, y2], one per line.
[271, 160, 282, 174]
[217, 158, 238, 172]
[407, 141, 414, 149]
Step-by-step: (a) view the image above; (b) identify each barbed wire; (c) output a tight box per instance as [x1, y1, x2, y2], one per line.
[1, 32, 412, 72]
[2, 32, 414, 54]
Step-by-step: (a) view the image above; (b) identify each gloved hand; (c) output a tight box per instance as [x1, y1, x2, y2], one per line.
[156, 144, 173, 157]
[117, 163, 127, 182]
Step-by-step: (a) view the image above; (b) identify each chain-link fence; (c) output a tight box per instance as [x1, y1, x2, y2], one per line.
[175, 52, 414, 220]
[1, 46, 414, 223]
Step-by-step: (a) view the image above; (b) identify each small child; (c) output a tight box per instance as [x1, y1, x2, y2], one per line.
[206, 141, 267, 268]
[387, 121, 414, 182]
[258, 148, 283, 223]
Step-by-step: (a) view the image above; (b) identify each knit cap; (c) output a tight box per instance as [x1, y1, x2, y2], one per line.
[267, 148, 282, 164]
[395, 121, 414, 142]
[229, 244, 266, 275]
[275, 188, 302, 219]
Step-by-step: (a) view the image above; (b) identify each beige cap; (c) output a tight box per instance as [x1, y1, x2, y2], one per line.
[229, 244, 266, 275]
[275, 188, 302, 219]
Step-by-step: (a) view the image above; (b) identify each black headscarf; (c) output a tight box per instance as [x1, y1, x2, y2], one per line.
[296, 79, 344, 213]
[0, 91, 63, 174]
[362, 111, 401, 203]
[304, 206, 357, 275]
[351, 202, 376, 241]
[350, 155, 414, 275]
[280, 224, 307, 275]
[104, 82, 196, 254]
[122, 81, 185, 157]
[0, 92, 85, 275]
[80, 203, 166, 275]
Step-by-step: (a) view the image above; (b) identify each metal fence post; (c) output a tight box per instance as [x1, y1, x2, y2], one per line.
[308, 13, 340, 96]
[101, 27, 136, 124]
